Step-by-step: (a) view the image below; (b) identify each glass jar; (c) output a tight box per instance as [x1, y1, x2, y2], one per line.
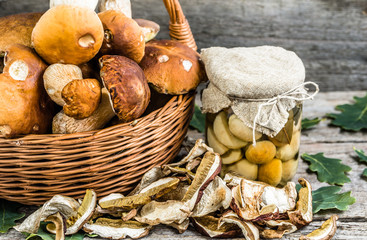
[206, 104, 302, 187]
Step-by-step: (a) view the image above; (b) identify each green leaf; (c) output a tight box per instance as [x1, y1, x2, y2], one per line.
[312, 186, 355, 213]
[328, 94, 367, 131]
[363, 169, 367, 177]
[190, 105, 206, 133]
[301, 117, 321, 130]
[354, 147, 367, 163]
[296, 184, 355, 213]
[354, 147, 367, 178]
[0, 200, 25, 233]
[26, 222, 85, 240]
[301, 153, 352, 185]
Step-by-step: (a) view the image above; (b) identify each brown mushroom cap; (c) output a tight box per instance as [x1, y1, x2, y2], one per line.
[0, 44, 55, 138]
[0, 13, 43, 54]
[139, 39, 205, 95]
[98, 10, 145, 63]
[31, 5, 104, 65]
[99, 55, 150, 122]
[62, 79, 101, 119]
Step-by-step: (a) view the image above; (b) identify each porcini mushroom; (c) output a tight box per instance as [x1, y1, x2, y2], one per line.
[139, 39, 205, 95]
[0, 13, 43, 53]
[0, 44, 55, 138]
[213, 112, 248, 149]
[207, 125, 229, 155]
[228, 114, 262, 142]
[227, 159, 258, 180]
[99, 0, 132, 18]
[245, 141, 276, 164]
[257, 159, 283, 186]
[32, 5, 104, 65]
[44, 212, 66, 240]
[43, 63, 83, 106]
[98, 10, 145, 63]
[62, 78, 101, 119]
[99, 55, 150, 122]
[134, 19, 160, 42]
[50, 0, 99, 10]
[52, 88, 116, 134]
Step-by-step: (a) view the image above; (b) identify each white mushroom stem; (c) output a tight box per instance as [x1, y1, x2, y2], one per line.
[99, 0, 132, 18]
[50, 0, 99, 10]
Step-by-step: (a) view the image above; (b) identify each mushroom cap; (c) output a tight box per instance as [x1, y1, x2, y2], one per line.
[134, 18, 160, 42]
[139, 39, 205, 95]
[99, 55, 150, 122]
[62, 79, 101, 119]
[50, 0, 99, 10]
[43, 63, 83, 106]
[0, 13, 43, 53]
[98, 10, 145, 63]
[99, 0, 132, 18]
[257, 158, 283, 186]
[0, 44, 55, 138]
[31, 5, 104, 65]
[245, 140, 277, 164]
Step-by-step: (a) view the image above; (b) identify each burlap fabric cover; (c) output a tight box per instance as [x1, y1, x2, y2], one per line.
[201, 46, 315, 137]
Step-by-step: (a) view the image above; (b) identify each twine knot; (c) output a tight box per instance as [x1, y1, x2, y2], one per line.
[251, 82, 319, 145]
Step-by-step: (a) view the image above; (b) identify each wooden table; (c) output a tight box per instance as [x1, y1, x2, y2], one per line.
[1, 91, 366, 240]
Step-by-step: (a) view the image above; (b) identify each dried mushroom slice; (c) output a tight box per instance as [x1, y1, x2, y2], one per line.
[300, 215, 338, 240]
[135, 200, 190, 225]
[100, 178, 180, 210]
[167, 219, 190, 233]
[99, 193, 125, 205]
[158, 182, 189, 202]
[223, 172, 243, 188]
[231, 179, 297, 221]
[230, 179, 266, 221]
[121, 209, 138, 221]
[44, 212, 66, 240]
[162, 166, 196, 179]
[14, 195, 80, 234]
[83, 218, 151, 240]
[261, 182, 297, 213]
[138, 177, 181, 194]
[288, 178, 313, 228]
[128, 167, 165, 196]
[169, 139, 213, 168]
[181, 151, 222, 210]
[65, 189, 97, 235]
[192, 176, 232, 217]
[191, 215, 241, 238]
[259, 220, 297, 239]
[218, 211, 260, 240]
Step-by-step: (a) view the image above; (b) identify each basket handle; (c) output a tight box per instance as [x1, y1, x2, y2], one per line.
[163, 0, 197, 51]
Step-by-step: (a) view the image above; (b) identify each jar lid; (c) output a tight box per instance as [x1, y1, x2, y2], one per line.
[200, 46, 305, 99]
[201, 46, 318, 138]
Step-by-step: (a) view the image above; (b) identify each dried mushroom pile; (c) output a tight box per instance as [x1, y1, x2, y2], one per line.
[0, 0, 204, 138]
[14, 140, 337, 240]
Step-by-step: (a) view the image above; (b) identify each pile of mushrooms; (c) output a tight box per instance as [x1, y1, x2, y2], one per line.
[1, 0, 204, 138]
[14, 139, 338, 240]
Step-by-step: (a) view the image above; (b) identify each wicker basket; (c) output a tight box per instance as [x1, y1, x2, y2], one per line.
[0, 0, 197, 206]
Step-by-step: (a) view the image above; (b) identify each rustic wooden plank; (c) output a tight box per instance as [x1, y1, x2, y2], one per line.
[0, 0, 367, 91]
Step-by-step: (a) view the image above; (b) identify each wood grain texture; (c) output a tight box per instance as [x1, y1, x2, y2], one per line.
[0, 0, 366, 91]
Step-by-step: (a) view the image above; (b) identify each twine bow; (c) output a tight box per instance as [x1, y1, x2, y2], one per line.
[251, 82, 319, 146]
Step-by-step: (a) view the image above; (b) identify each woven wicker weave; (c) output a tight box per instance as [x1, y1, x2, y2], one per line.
[0, 0, 197, 206]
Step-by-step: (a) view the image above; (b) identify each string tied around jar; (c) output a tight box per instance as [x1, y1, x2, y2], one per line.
[249, 81, 319, 146]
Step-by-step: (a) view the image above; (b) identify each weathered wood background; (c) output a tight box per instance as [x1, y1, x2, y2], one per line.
[0, 0, 367, 91]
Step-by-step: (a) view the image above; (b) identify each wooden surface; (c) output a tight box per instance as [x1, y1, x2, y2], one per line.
[1, 90, 367, 239]
[0, 0, 367, 91]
